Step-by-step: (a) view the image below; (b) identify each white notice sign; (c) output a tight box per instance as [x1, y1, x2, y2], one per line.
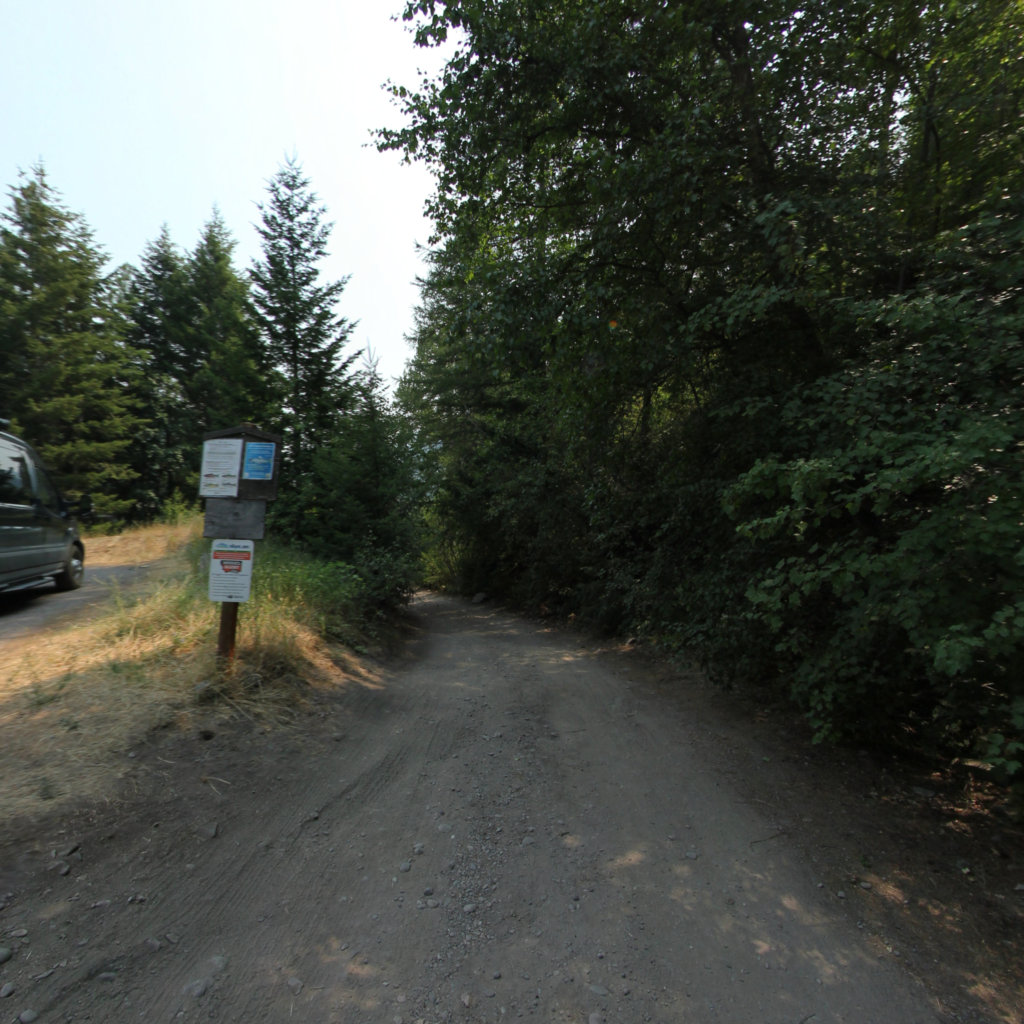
[200, 439, 243, 497]
[208, 539, 254, 602]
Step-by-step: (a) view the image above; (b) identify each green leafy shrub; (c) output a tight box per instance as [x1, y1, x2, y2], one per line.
[726, 208, 1024, 775]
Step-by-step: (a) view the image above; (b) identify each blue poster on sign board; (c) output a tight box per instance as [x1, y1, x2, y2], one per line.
[243, 442, 276, 481]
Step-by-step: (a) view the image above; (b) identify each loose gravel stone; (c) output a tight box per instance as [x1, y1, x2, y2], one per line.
[0, 947, 11, 964]
[183, 978, 209, 998]
[0, 982, 13, 997]
[18, 1011, 38, 1023]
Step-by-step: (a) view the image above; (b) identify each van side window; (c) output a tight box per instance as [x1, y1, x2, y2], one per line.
[26, 454, 60, 511]
[0, 441, 32, 504]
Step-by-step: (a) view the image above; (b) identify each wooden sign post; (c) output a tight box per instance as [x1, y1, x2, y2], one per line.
[200, 425, 281, 666]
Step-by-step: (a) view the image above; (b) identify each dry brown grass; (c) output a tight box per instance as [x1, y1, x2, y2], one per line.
[83, 519, 201, 568]
[0, 519, 373, 825]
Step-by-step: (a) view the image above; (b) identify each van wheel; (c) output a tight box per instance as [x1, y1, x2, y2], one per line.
[55, 547, 85, 591]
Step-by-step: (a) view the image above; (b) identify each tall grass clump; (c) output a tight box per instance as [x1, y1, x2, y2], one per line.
[8, 519, 377, 723]
[123, 532, 372, 696]
[231, 544, 370, 691]
[249, 545, 363, 638]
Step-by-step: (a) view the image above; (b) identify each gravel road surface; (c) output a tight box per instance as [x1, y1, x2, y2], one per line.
[0, 594, 1005, 1022]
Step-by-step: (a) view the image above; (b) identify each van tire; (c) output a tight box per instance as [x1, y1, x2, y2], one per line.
[55, 547, 85, 591]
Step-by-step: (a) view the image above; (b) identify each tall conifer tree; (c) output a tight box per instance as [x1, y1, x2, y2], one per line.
[0, 165, 142, 513]
[126, 214, 270, 514]
[125, 225, 193, 513]
[188, 211, 272, 432]
[250, 158, 357, 478]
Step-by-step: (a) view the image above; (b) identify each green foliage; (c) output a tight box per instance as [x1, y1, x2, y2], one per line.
[727, 202, 1024, 756]
[123, 227, 195, 515]
[250, 157, 358, 479]
[151, 490, 201, 529]
[271, 358, 423, 611]
[0, 165, 144, 516]
[187, 212, 274, 430]
[125, 215, 272, 519]
[250, 543, 363, 637]
[388, 0, 1024, 790]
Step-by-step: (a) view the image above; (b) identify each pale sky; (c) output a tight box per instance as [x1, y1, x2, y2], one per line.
[0, 0, 449, 390]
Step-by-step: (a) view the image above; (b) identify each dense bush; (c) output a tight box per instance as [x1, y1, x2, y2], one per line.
[268, 364, 424, 612]
[726, 206, 1024, 772]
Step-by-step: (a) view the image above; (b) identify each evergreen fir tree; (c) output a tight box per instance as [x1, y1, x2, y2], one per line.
[187, 211, 273, 433]
[0, 165, 142, 514]
[124, 225, 194, 513]
[250, 158, 357, 480]
[302, 353, 422, 606]
[125, 214, 272, 514]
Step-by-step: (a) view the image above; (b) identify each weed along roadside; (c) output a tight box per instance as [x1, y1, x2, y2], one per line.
[200, 424, 282, 668]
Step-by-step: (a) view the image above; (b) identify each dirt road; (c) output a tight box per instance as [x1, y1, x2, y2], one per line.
[0, 594, 1018, 1022]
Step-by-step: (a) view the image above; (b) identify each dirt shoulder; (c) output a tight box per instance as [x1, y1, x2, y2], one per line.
[0, 594, 1020, 1023]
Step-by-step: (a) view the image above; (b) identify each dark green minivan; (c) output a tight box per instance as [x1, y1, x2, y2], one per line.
[0, 424, 86, 594]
